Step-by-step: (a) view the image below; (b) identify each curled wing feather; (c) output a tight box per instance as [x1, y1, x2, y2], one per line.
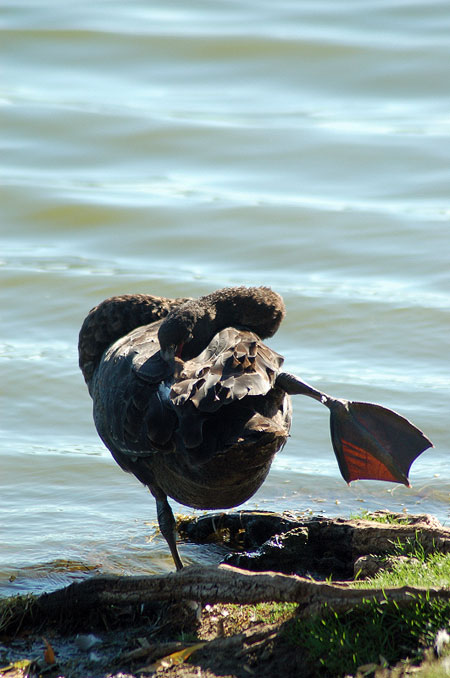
[170, 327, 284, 412]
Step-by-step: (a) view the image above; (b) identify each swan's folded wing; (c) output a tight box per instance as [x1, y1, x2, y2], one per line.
[170, 327, 284, 412]
[93, 323, 177, 457]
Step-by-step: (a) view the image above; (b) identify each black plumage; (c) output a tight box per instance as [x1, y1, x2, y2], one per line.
[79, 286, 432, 570]
[79, 287, 291, 569]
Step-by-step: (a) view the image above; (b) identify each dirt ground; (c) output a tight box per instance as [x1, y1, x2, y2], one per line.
[0, 600, 303, 678]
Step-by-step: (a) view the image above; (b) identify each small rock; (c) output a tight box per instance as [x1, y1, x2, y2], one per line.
[74, 634, 102, 651]
[354, 555, 420, 579]
[434, 629, 450, 657]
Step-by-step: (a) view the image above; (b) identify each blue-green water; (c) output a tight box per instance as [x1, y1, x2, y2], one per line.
[1, 0, 449, 596]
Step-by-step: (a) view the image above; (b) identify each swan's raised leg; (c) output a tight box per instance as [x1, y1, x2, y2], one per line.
[276, 372, 433, 486]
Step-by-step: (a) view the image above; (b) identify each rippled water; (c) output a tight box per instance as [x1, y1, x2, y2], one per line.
[1, 0, 449, 596]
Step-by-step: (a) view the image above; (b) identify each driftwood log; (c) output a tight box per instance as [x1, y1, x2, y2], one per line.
[2, 562, 450, 638]
[38, 563, 450, 613]
[2, 511, 450, 637]
[178, 510, 450, 578]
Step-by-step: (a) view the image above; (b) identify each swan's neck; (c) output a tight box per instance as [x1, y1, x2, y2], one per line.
[158, 286, 285, 361]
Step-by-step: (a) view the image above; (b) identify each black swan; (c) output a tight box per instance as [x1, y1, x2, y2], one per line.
[78, 286, 432, 570]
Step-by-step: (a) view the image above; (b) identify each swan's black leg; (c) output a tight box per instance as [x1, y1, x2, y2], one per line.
[150, 486, 183, 570]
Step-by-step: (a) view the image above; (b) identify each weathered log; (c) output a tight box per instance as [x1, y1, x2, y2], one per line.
[178, 510, 450, 578]
[1, 563, 447, 634]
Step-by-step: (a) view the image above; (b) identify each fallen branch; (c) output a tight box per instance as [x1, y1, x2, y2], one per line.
[1, 563, 448, 634]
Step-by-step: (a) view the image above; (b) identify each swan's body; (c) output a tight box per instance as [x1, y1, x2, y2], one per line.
[90, 321, 291, 509]
[79, 288, 291, 568]
[79, 286, 432, 569]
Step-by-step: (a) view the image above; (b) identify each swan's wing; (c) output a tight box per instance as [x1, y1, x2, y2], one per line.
[168, 327, 288, 456]
[95, 325, 287, 465]
[79, 294, 190, 384]
[92, 323, 177, 458]
[170, 327, 284, 412]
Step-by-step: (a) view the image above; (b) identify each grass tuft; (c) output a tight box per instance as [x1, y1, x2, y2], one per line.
[355, 537, 450, 590]
[286, 595, 450, 677]
[284, 533, 450, 677]
[349, 510, 411, 525]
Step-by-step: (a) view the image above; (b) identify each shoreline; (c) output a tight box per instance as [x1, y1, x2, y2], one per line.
[2, 510, 450, 678]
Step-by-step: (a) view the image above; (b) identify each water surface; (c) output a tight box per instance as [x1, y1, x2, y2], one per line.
[1, 0, 449, 596]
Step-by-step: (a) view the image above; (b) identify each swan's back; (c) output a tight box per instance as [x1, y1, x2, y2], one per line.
[89, 319, 291, 509]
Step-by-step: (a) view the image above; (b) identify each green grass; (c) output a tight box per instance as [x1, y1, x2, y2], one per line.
[214, 601, 298, 626]
[253, 601, 298, 623]
[284, 538, 450, 677]
[286, 595, 450, 677]
[349, 509, 411, 525]
[0, 593, 36, 634]
[355, 537, 450, 589]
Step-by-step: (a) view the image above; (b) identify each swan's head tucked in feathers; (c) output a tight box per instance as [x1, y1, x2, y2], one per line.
[157, 286, 285, 363]
[157, 301, 205, 362]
